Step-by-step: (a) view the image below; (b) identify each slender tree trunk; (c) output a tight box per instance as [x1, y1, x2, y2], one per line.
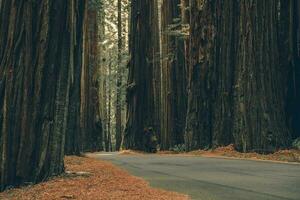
[115, 0, 123, 151]
[152, 0, 161, 147]
[0, 0, 86, 191]
[107, 61, 112, 152]
[98, 3, 108, 152]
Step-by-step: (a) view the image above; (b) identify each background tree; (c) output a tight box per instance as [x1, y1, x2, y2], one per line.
[99, 0, 129, 151]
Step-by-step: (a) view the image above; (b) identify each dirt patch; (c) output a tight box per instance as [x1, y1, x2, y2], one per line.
[0, 156, 189, 200]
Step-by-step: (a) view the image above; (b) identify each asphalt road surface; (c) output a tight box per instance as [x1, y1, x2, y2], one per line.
[90, 152, 300, 200]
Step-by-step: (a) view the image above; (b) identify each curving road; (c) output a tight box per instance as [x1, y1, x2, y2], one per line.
[89, 152, 300, 200]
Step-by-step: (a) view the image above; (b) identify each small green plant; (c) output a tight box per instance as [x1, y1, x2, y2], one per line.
[292, 138, 300, 150]
[169, 144, 186, 153]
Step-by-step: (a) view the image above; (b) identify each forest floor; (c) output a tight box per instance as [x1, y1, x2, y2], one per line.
[186, 145, 300, 163]
[0, 156, 189, 200]
[121, 145, 300, 163]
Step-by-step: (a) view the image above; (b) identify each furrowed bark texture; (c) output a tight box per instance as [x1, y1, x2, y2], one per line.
[124, 0, 159, 150]
[152, 0, 161, 147]
[185, 0, 214, 150]
[233, 0, 290, 152]
[80, 4, 103, 152]
[161, 0, 187, 150]
[0, 0, 86, 190]
[65, 1, 86, 155]
[185, 0, 298, 152]
[65, 2, 103, 155]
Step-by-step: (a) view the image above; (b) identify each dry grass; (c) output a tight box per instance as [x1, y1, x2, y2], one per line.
[0, 156, 189, 200]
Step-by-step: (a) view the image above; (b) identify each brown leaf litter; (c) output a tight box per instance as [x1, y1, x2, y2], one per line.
[119, 144, 300, 163]
[0, 156, 189, 200]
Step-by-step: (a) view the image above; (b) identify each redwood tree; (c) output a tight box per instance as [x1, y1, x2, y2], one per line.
[185, 0, 299, 152]
[160, 0, 187, 150]
[0, 0, 86, 190]
[80, 2, 103, 152]
[123, 0, 160, 150]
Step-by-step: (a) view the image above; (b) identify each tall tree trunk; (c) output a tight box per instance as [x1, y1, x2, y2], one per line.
[160, 0, 187, 150]
[185, 0, 297, 152]
[210, 1, 237, 148]
[123, 0, 159, 150]
[289, 0, 300, 139]
[106, 60, 112, 152]
[185, 0, 214, 150]
[0, 0, 86, 191]
[79, 4, 103, 152]
[233, 0, 291, 152]
[152, 0, 161, 147]
[65, 1, 103, 155]
[115, 0, 123, 151]
[65, 1, 86, 156]
[98, 2, 108, 152]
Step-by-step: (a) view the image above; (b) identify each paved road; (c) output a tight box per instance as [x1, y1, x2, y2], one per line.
[90, 153, 300, 200]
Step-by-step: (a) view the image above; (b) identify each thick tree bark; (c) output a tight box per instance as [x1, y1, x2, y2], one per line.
[123, 0, 159, 150]
[80, 6, 103, 152]
[160, 0, 187, 150]
[185, 0, 298, 152]
[185, 0, 214, 150]
[65, 2, 86, 156]
[65, 2, 103, 154]
[0, 0, 86, 191]
[233, 0, 291, 152]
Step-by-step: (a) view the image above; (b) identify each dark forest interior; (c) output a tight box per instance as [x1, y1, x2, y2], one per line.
[0, 0, 300, 194]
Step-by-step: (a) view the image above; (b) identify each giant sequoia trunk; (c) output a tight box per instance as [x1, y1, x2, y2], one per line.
[65, 3, 103, 154]
[0, 0, 86, 191]
[80, 5, 103, 152]
[290, 0, 300, 139]
[185, 0, 298, 152]
[123, 0, 159, 150]
[185, 0, 214, 150]
[65, 2, 86, 155]
[160, 0, 187, 150]
[232, 0, 292, 152]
